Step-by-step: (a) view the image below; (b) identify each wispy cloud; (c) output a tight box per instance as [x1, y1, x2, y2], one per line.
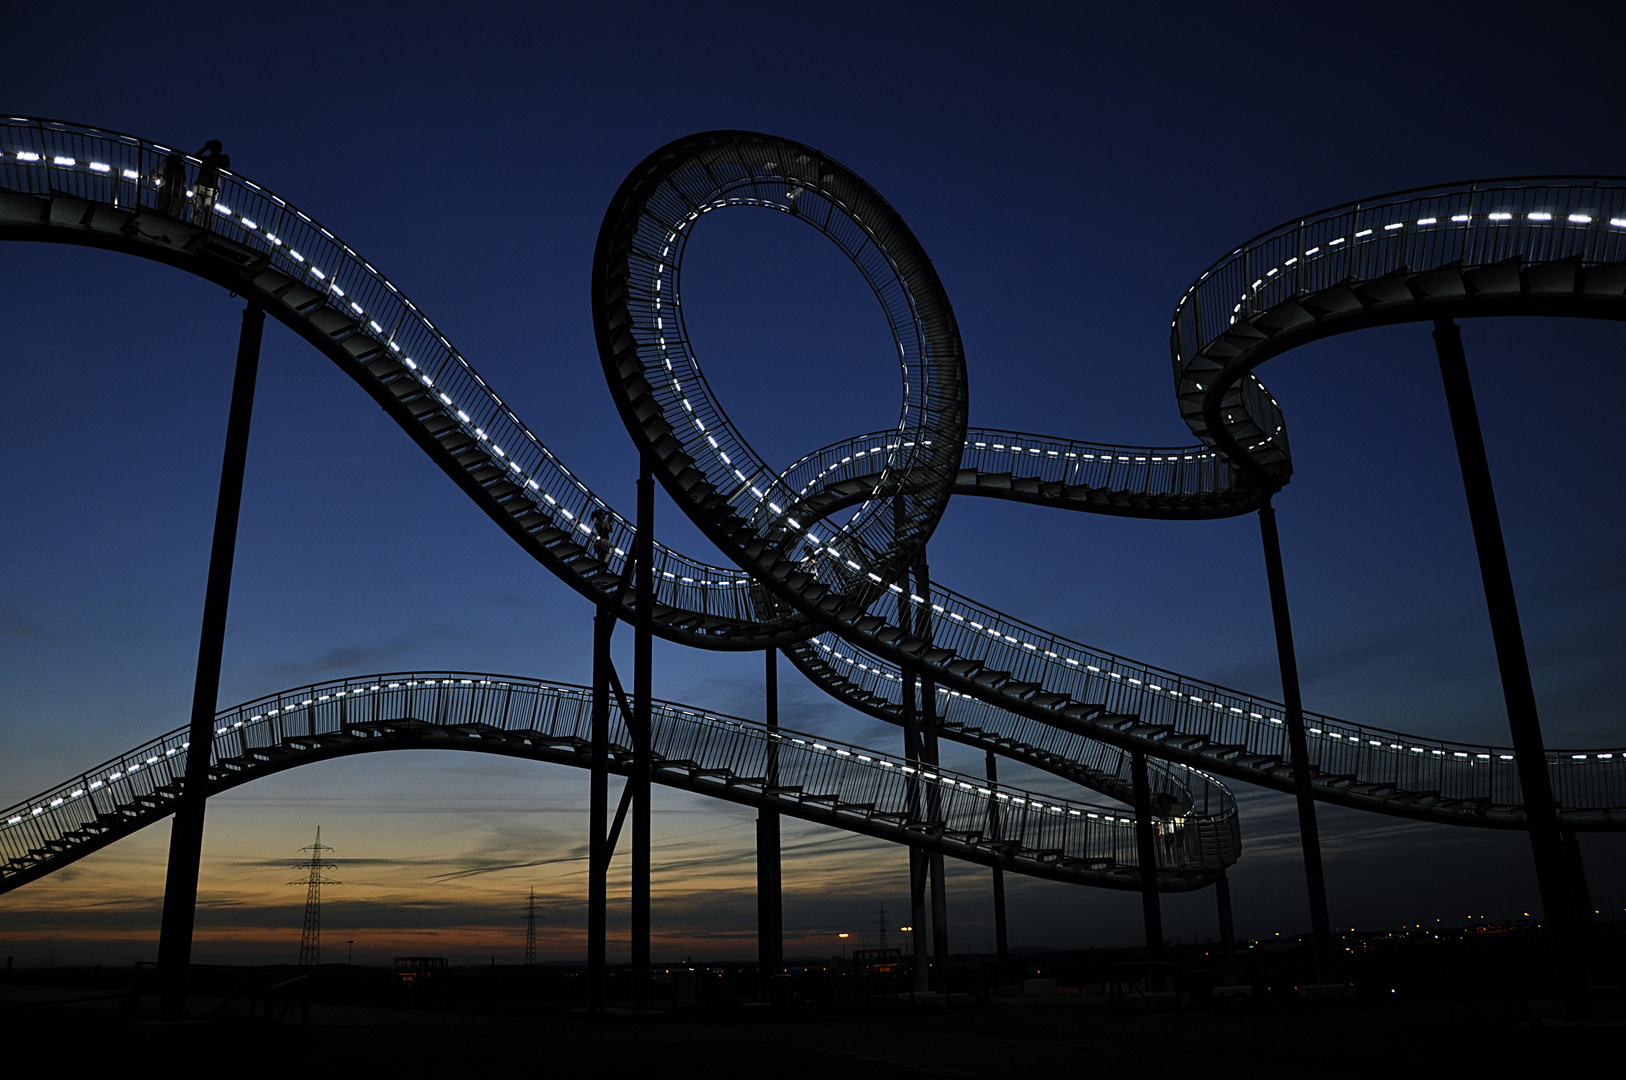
[0, 608, 48, 641]
[265, 626, 472, 681]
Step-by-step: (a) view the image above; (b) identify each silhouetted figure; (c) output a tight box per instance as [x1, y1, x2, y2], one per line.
[153, 152, 188, 218]
[1153, 791, 1182, 864]
[191, 140, 230, 226]
[591, 508, 614, 565]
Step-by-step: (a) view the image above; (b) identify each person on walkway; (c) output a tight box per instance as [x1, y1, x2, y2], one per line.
[191, 140, 230, 225]
[591, 508, 614, 566]
[152, 151, 188, 218]
[1152, 791, 1182, 865]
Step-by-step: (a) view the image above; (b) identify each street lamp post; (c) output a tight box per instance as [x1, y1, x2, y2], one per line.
[838, 932, 849, 963]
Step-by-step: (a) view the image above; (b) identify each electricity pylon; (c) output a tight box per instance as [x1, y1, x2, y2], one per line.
[522, 887, 542, 966]
[290, 827, 339, 966]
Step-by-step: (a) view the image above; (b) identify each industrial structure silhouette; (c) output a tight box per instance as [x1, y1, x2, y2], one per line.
[1, 120, 1621, 1019]
[290, 827, 338, 967]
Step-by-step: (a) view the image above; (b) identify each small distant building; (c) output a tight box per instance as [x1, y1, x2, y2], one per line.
[393, 956, 449, 1007]
[851, 947, 901, 974]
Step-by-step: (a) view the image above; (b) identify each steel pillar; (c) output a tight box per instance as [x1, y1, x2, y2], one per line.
[893, 499, 929, 994]
[986, 748, 1009, 986]
[1257, 501, 1334, 982]
[925, 770, 949, 988]
[1433, 317, 1589, 1016]
[1562, 832, 1592, 932]
[757, 648, 783, 994]
[908, 846, 929, 994]
[914, 555, 949, 989]
[904, 662, 929, 994]
[1129, 750, 1164, 960]
[631, 458, 653, 1009]
[1215, 870, 1237, 986]
[587, 600, 612, 1011]
[156, 303, 264, 1019]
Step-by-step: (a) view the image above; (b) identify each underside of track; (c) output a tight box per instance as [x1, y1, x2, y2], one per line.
[1, 118, 1623, 917]
[0, 674, 1235, 897]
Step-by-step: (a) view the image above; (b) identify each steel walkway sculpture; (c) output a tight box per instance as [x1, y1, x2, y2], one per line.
[2, 121, 1616, 826]
[1, 122, 1622, 1004]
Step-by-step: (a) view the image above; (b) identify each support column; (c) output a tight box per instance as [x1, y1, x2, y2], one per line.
[1561, 832, 1592, 933]
[986, 748, 1009, 987]
[925, 756, 949, 990]
[1215, 870, 1237, 986]
[757, 648, 783, 995]
[1433, 317, 1588, 1016]
[1129, 751, 1164, 961]
[587, 600, 612, 1011]
[894, 499, 929, 995]
[904, 661, 929, 995]
[632, 458, 654, 1009]
[1257, 501, 1334, 983]
[908, 845, 929, 994]
[915, 554, 949, 989]
[156, 303, 264, 1020]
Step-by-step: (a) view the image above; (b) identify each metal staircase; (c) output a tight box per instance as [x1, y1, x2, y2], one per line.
[1172, 179, 1626, 489]
[0, 674, 1234, 896]
[777, 428, 1260, 521]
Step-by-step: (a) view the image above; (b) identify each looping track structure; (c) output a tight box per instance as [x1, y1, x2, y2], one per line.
[594, 131, 970, 642]
[1, 119, 1623, 904]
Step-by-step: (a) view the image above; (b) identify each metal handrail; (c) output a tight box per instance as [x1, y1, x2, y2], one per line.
[1172, 177, 1626, 475]
[0, 118, 764, 621]
[778, 429, 1237, 505]
[784, 632, 1241, 840]
[0, 672, 1223, 889]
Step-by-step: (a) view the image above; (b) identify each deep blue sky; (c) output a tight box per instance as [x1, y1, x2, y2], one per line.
[2, 2, 1624, 964]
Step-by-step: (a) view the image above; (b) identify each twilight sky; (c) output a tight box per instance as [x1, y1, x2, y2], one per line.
[2, 2, 1624, 967]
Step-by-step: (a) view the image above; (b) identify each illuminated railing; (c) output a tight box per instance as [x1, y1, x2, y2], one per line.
[777, 429, 1234, 506]
[1172, 177, 1626, 474]
[0, 118, 766, 626]
[0, 672, 1219, 888]
[786, 631, 1241, 862]
[871, 585, 1625, 816]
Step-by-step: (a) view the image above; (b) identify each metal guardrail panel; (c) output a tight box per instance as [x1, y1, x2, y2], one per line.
[0, 673, 1216, 891]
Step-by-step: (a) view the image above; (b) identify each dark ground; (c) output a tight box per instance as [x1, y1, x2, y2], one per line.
[2, 981, 1619, 1079]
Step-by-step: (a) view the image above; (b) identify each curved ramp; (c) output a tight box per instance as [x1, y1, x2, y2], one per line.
[1172, 178, 1626, 487]
[0, 673, 1236, 896]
